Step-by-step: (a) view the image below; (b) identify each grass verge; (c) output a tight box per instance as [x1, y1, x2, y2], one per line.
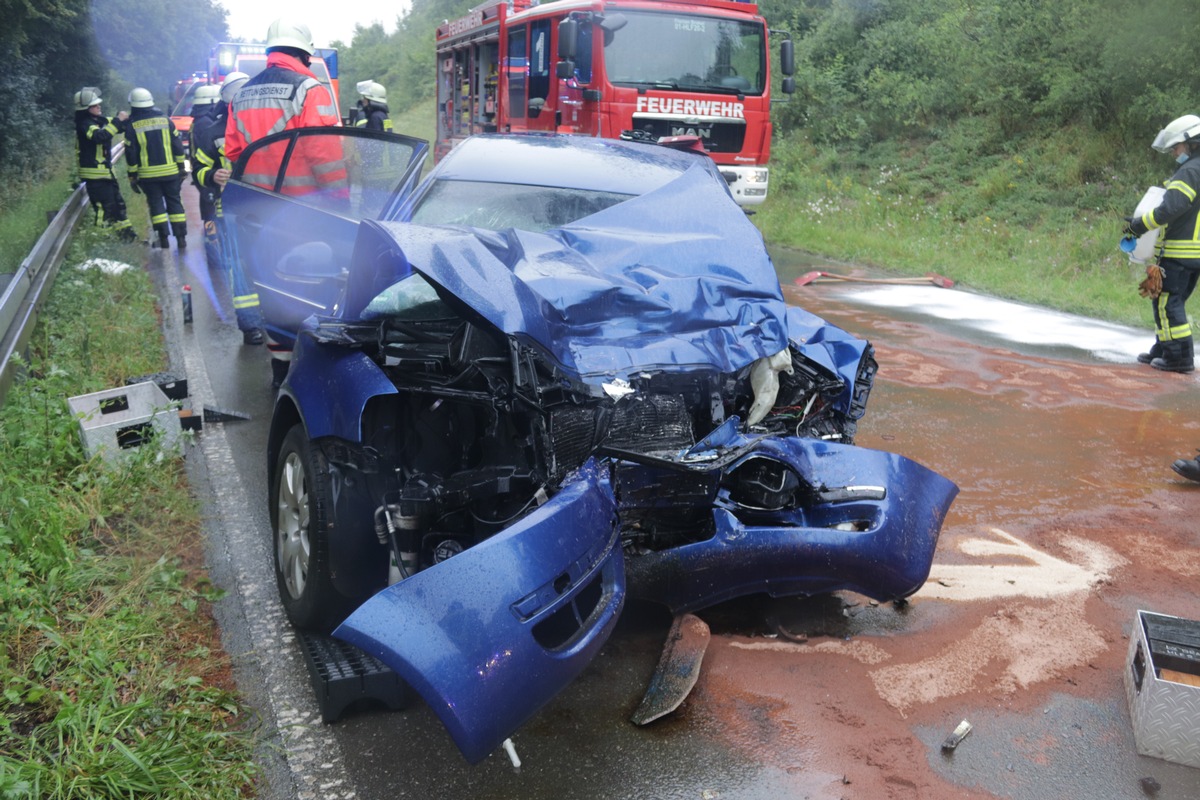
[0, 148, 78, 276]
[756, 124, 1160, 330]
[0, 225, 258, 798]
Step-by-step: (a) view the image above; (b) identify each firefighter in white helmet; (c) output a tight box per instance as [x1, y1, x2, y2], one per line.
[188, 85, 223, 254]
[1125, 114, 1200, 373]
[124, 87, 188, 249]
[354, 80, 392, 131]
[72, 87, 136, 241]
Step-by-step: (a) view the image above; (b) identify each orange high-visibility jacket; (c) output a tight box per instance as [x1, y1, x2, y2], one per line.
[224, 51, 346, 196]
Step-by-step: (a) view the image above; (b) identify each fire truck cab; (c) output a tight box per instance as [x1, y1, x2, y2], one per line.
[435, 0, 793, 205]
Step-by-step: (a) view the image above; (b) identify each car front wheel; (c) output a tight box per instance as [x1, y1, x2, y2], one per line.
[271, 424, 357, 632]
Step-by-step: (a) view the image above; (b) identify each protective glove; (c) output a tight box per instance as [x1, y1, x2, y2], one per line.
[129, 177, 141, 194]
[1122, 216, 1139, 237]
[1139, 263, 1165, 299]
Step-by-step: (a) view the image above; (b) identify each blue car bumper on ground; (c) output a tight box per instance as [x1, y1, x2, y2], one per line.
[333, 460, 626, 764]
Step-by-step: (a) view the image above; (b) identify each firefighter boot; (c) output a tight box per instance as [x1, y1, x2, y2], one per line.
[1137, 340, 1163, 364]
[1172, 452, 1200, 483]
[1151, 337, 1194, 373]
[155, 231, 170, 249]
[177, 235, 187, 249]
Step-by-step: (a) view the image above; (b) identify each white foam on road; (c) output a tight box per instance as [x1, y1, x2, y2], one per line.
[843, 285, 1149, 363]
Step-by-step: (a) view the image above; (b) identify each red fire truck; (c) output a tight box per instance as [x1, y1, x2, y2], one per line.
[435, 0, 793, 205]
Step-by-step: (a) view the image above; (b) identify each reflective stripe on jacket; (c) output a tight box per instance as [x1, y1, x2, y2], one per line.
[355, 105, 392, 132]
[1133, 157, 1200, 265]
[191, 105, 230, 189]
[224, 52, 347, 197]
[125, 106, 184, 180]
[75, 110, 120, 181]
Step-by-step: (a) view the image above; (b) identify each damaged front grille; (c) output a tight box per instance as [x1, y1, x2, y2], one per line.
[549, 394, 696, 475]
[630, 116, 747, 154]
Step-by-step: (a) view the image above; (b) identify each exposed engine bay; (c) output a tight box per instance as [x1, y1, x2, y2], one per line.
[307, 313, 877, 578]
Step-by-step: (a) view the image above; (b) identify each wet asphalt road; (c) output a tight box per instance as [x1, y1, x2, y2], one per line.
[143, 183, 1200, 799]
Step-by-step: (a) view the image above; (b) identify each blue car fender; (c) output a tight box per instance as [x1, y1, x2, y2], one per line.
[786, 306, 872, 415]
[284, 340, 397, 443]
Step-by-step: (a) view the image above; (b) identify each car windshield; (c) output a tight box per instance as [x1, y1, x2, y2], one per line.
[408, 180, 632, 232]
[171, 83, 200, 117]
[603, 10, 765, 95]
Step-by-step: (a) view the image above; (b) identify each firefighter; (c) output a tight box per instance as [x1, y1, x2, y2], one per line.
[73, 88, 136, 242]
[193, 73, 264, 346]
[188, 84, 223, 268]
[125, 87, 188, 249]
[354, 80, 392, 132]
[224, 17, 346, 384]
[1125, 114, 1200, 373]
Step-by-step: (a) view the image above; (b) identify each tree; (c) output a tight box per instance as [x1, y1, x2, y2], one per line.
[90, 0, 227, 103]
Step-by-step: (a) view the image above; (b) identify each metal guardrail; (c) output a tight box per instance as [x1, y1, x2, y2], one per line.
[0, 145, 124, 406]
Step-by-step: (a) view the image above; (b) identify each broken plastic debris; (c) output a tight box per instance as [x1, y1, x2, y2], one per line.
[502, 737, 521, 769]
[77, 258, 133, 275]
[941, 719, 972, 751]
[602, 378, 635, 400]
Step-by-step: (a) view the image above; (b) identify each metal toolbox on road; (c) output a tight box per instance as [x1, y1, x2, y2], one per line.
[67, 381, 182, 463]
[1125, 609, 1200, 769]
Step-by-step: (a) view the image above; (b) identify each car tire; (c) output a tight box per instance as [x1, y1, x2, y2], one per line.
[271, 424, 358, 633]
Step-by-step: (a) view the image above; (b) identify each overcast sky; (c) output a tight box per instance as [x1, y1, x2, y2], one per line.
[214, 0, 412, 48]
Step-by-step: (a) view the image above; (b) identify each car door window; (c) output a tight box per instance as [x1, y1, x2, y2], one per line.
[241, 138, 290, 190]
[235, 129, 428, 221]
[341, 136, 423, 219]
[507, 25, 527, 120]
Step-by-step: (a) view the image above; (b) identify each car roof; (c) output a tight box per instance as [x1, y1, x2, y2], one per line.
[429, 133, 720, 196]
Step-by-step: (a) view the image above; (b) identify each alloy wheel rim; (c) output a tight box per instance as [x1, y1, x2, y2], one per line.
[276, 451, 311, 600]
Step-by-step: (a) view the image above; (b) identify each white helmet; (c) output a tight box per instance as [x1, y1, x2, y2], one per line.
[1152, 114, 1200, 153]
[266, 18, 315, 55]
[129, 87, 154, 108]
[192, 85, 221, 106]
[220, 71, 251, 104]
[356, 80, 387, 106]
[74, 87, 102, 111]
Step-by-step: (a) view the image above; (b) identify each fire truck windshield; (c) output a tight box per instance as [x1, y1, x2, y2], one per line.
[603, 10, 764, 96]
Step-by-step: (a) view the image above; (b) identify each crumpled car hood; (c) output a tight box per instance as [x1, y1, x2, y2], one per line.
[343, 164, 790, 381]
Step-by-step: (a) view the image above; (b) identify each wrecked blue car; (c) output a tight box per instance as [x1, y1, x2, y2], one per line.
[223, 131, 958, 764]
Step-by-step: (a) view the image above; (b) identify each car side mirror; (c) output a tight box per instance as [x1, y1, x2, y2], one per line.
[781, 77, 795, 95]
[556, 60, 575, 81]
[780, 39, 795, 77]
[278, 241, 341, 279]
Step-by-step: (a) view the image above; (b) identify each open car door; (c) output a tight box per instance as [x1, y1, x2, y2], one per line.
[222, 127, 428, 349]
